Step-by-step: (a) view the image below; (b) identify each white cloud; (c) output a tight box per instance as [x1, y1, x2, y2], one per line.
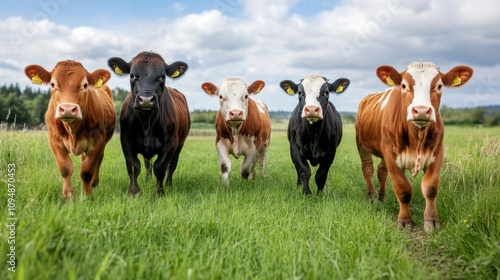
[1, 0, 499, 113]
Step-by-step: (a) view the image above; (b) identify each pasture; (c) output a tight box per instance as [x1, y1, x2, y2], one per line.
[1, 124, 499, 279]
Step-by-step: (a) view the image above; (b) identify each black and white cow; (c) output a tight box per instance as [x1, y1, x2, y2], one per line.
[280, 75, 350, 195]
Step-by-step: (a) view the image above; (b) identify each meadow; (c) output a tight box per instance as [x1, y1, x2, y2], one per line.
[0, 124, 499, 279]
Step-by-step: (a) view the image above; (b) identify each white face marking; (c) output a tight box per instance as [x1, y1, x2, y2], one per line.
[300, 74, 327, 119]
[404, 62, 440, 123]
[218, 77, 249, 121]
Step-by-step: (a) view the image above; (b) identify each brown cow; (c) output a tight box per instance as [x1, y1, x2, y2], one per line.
[24, 61, 116, 198]
[201, 77, 271, 185]
[355, 62, 473, 232]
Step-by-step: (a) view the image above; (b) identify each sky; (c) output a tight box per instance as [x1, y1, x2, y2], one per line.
[1, 0, 499, 112]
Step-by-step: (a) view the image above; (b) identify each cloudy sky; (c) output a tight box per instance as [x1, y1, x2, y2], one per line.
[1, 0, 499, 112]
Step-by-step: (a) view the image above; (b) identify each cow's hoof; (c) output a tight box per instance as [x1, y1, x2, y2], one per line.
[61, 195, 76, 203]
[366, 191, 376, 200]
[397, 220, 413, 231]
[128, 189, 140, 197]
[424, 220, 440, 233]
[156, 188, 165, 197]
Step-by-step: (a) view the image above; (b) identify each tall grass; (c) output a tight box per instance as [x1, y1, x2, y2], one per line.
[0, 125, 499, 279]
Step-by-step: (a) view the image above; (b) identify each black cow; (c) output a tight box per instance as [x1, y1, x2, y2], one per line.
[108, 51, 191, 196]
[279, 75, 349, 195]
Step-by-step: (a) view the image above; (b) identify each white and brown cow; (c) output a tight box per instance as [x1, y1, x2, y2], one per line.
[201, 77, 271, 185]
[355, 62, 473, 232]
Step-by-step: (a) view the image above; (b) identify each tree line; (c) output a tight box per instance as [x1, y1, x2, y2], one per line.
[1, 83, 499, 129]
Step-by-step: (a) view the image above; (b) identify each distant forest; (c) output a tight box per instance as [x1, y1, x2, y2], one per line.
[1, 83, 499, 129]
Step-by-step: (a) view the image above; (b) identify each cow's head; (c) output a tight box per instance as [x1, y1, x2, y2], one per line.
[280, 75, 349, 123]
[377, 62, 473, 128]
[201, 78, 265, 127]
[108, 51, 188, 110]
[24, 61, 110, 123]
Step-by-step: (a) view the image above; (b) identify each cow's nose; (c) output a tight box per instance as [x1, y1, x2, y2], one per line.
[304, 105, 320, 117]
[229, 109, 243, 120]
[412, 105, 432, 120]
[138, 95, 155, 108]
[56, 103, 81, 122]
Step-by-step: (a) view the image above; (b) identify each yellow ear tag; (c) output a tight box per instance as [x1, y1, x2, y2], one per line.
[386, 76, 395, 86]
[286, 87, 295, 95]
[254, 86, 262, 94]
[171, 69, 180, 78]
[94, 78, 103, 88]
[114, 66, 123, 75]
[452, 76, 462, 86]
[335, 85, 344, 93]
[32, 74, 43, 85]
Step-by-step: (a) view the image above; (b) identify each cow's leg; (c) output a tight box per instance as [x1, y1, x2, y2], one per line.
[241, 148, 258, 180]
[144, 156, 152, 182]
[316, 155, 335, 193]
[80, 145, 107, 196]
[125, 154, 141, 196]
[50, 141, 75, 199]
[421, 152, 443, 233]
[386, 161, 413, 230]
[90, 150, 105, 188]
[290, 147, 312, 195]
[165, 145, 184, 186]
[258, 143, 269, 176]
[152, 154, 171, 197]
[358, 146, 376, 199]
[377, 159, 388, 200]
[121, 132, 141, 195]
[216, 141, 232, 186]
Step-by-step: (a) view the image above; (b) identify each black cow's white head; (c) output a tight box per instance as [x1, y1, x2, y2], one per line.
[108, 51, 188, 110]
[280, 75, 350, 123]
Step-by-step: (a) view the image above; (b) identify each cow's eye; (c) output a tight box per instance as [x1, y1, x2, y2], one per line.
[83, 83, 88, 90]
[158, 76, 165, 82]
[323, 91, 329, 96]
[219, 95, 223, 100]
[244, 95, 248, 100]
[130, 74, 137, 81]
[50, 82, 55, 88]
[402, 84, 407, 90]
[437, 84, 442, 90]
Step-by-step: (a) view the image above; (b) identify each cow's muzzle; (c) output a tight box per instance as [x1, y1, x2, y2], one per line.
[134, 95, 158, 110]
[227, 109, 244, 126]
[408, 105, 435, 128]
[56, 103, 82, 123]
[302, 105, 322, 123]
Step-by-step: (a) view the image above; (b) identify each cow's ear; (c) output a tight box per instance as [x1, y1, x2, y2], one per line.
[376, 65, 401, 86]
[248, 80, 265, 94]
[166, 61, 188, 79]
[24, 65, 51, 85]
[329, 78, 350, 94]
[280, 80, 298, 95]
[89, 69, 111, 88]
[108, 57, 130, 75]
[201, 82, 218, 96]
[442, 66, 473, 87]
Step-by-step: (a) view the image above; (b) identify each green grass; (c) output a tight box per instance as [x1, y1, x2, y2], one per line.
[0, 125, 499, 279]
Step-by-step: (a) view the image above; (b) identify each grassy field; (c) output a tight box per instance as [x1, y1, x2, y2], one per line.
[1, 124, 499, 279]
